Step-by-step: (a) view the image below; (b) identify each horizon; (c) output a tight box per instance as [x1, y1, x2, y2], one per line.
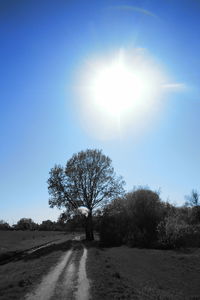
[1, 0, 200, 224]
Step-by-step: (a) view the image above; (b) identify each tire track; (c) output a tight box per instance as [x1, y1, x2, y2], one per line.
[25, 249, 73, 300]
[25, 241, 90, 300]
[76, 247, 90, 300]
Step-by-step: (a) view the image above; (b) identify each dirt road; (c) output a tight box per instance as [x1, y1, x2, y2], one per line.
[25, 239, 90, 300]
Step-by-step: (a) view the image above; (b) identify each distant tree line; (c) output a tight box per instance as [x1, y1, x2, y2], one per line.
[0, 215, 96, 232]
[0, 218, 68, 231]
[0, 214, 94, 232]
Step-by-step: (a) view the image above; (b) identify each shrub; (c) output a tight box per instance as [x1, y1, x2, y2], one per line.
[99, 189, 166, 248]
[99, 214, 124, 246]
[190, 206, 200, 224]
[124, 188, 165, 247]
[157, 213, 200, 248]
[99, 198, 128, 246]
[98, 188, 200, 249]
[0, 220, 10, 230]
[14, 218, 38, 230]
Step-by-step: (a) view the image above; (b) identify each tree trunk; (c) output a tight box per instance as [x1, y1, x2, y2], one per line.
[85, 212, 94, 241]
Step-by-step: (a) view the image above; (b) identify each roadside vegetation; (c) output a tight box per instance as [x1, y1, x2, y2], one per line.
[97, 187, 200, 249]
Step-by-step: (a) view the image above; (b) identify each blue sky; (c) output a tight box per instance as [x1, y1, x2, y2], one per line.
[0, 0, 200, 224]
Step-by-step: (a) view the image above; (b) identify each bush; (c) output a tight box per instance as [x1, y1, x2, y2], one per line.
[98, 188, 200, 249]
[124, 188, 165, 247]
[99, 215, 124, 246]
[190, 206, 200, 224]
[99, 198, 128, 246]
[157, 213, 200, 248]
[39, 220, 55, 231]
[14, 218, 38, 230]
[0, 220, 10, 230]
[99, 189, 166, 248]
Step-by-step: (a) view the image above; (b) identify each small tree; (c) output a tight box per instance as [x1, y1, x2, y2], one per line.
[99, 198, 128, 246]
[15, 218, 37, 230]
[39, 220, 55, 231]
[0, 220, 10, 230]
[185, 189, 200, 207]
[48, 149, 125, 240]
[185, 190, 200, 224]
[125, 188, 164, 247]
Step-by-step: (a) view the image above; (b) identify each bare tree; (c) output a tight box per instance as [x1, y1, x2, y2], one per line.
[47, 149, 125, 240]
[185, 189, 200, 207]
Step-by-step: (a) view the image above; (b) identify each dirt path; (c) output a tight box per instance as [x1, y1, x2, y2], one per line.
[76, 247, 89, 300]
[25, 241, 90, 300]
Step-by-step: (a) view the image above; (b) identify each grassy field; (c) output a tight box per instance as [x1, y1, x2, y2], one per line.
[0, 231, 73, 300]
[87, 246, 200, 299]
[0, 247, 64, 300]
[0, 231, 69, 254]
[1, 231, 200, 299]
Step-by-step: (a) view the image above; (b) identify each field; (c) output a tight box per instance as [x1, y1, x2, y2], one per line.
[87, 246, 200, 299]
[1, 231, 200, 299]
[0, 230, 69, 254]
[0, 231, 73, 300]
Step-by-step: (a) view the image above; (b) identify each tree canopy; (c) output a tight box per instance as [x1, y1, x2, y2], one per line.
[47, 149, 125, 240]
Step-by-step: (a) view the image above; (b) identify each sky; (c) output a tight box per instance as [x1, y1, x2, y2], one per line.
[0, 0, 200, 224]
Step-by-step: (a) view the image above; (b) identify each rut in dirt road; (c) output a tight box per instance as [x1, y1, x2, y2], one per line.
[25, 242, 90, 300]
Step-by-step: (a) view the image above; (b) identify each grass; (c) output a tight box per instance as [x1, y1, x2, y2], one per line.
[86, 245, 200, 299]
[0, 231, 73, 300]
[0, 249, 64, 300]
[2, 231, 200, 299]
[0, 230, 69, 254]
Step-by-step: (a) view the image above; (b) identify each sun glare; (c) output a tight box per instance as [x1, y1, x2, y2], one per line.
[92, 62, 141, 116]
[76, 49, 167, 139]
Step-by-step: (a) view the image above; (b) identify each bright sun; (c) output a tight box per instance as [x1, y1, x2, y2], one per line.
[87, 50, 164, 119]
[92, 61, 141, 116]
[76, 49, 167, 139]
